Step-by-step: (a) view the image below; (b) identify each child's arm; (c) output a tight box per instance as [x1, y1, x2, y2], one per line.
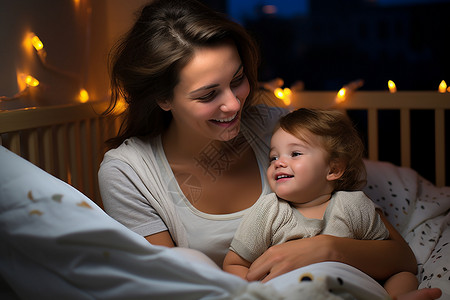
[223, 250, 252, 280]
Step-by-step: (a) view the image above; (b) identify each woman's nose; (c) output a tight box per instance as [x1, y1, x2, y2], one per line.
[220, 90, 241, 112]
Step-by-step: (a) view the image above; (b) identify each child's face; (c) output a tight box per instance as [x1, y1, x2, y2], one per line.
[267, 128, 334, 205]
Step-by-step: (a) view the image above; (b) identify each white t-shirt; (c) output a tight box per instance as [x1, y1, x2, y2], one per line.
[99, 105, 288, 266]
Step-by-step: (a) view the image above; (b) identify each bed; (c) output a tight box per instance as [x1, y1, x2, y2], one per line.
[1, 90, 449, 299]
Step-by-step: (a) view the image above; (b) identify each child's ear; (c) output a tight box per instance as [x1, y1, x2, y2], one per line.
[327, 159, 345, 181]
[157, 99, 172, 111]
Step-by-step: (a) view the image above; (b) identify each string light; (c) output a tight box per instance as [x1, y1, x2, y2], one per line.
[335, 79, 364, 103]
[438, 80, 447, 93]
[25, 75, 40, 87]
[274, 87, 292, 106]
[31, 34, 43, 51]
[78, 89, 89, 103]
[336, 87, 347, 103]
[29, 32, 47, 62]
[388, 80, 397, 93]
[0, 74, 40, 102]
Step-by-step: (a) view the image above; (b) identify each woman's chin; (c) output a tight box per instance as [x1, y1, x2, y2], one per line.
[219, 126, 241, 141]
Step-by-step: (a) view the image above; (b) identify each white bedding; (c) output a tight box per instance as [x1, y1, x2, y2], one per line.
[363, 160, 450, 298]
[1, 146, 449, 299]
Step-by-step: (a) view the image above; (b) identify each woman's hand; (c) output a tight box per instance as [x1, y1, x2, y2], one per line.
[246, 211, 417, 283]
[247, 235, 337, 282]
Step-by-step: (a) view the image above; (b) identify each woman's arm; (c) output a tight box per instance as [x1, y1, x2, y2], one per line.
[247, 211, 417, 283]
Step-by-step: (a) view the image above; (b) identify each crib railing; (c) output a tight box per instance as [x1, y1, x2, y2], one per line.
[260, 90, 449, 187]
[0, 101, 122, 206]
[1, 91, 448, 211]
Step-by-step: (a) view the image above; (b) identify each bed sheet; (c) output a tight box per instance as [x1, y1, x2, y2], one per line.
[363, 160, 450, 298]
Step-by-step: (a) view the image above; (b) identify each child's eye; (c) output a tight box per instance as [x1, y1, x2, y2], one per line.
[269, 156, 278, 162]
[292, 151, 302, 157]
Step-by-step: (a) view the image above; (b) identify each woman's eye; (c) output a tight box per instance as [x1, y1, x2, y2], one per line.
[197, 91, 216, 102]
[231, 73, 246, 87]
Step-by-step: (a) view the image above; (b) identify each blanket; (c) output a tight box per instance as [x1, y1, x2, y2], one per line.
[363, 160, 450, 297]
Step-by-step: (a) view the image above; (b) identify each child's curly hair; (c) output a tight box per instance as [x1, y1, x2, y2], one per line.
[276, 108, 367, 191]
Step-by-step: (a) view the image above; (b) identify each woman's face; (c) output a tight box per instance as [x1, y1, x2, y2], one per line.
[160, 42, 250, 142]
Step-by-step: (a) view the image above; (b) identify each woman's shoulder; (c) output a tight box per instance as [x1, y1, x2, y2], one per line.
[243, 104, 289, 128]
[102, 136, 160, 163]
[242, 104, 289, 147]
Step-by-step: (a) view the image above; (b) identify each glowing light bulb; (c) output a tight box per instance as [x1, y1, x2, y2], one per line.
[336, 87, 347, 103]
[388, 80, 397, 93]
[273, 87, 292, 106]
[78, 89, 89, 103]
[274, 88, 284, 99]
[25, 75, 39, 87]
[438, 80, 447, 93]
[30, 34, 44, 51]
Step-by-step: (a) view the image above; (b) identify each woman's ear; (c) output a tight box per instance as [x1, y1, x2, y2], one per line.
[327, 159, 345, 181]
[157, 99, 172, 111]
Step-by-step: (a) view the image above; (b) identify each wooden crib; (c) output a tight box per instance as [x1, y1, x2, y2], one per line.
[0, 101, 122, 207]
[1, 90, 449, 208]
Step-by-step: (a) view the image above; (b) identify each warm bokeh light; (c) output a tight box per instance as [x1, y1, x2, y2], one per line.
[30, 34, 44, 51]
[336, 87, 347, 103]
[27, 32, 47, 61]
[114, 97, 127, 114]
[73, 0, 81, 9]
[388, 80, 397, 93]
[25, 75, 39, 87]
[274, 87, 292, 106]
[274, 87, 284, 99]
[78, 88, 89, 103]
[438, 80, 447, 93]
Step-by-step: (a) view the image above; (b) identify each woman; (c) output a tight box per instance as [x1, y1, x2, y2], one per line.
[99, 0, 416, 285]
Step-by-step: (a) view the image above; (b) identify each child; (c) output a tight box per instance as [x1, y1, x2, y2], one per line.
[223, 108, 441, 300]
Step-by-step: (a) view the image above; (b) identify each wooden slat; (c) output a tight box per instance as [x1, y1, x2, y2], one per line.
[8, 132, 21, 155]
[435, 109, 445, 187]
[42, 126, 55, 175]
[26, 130, 40, 166]
[81, 118, 95, 200]
[367, 108, 378, 161]
[56, 124, 69, 182]
[400, 109, 411, 168]
[68, 121, 83, 192]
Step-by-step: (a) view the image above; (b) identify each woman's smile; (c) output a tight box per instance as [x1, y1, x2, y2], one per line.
[210, 111, 240, 127]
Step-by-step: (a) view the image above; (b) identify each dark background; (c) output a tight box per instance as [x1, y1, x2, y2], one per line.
[201, 0, 450, 185]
